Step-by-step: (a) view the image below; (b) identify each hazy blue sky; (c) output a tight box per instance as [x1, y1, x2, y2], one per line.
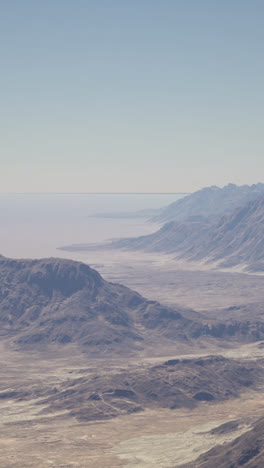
[1, 0, 263, 192]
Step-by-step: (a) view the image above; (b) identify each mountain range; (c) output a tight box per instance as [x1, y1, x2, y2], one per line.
[152, 183, 264, 223]
[60, 183, 264, 272]
[105, 195, 264, 272]
[2, 184, 264, 466]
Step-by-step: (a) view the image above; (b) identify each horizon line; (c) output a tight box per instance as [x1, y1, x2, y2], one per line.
[0, 192, 191, 195]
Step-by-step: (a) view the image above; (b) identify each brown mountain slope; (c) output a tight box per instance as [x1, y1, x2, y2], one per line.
[1, 256, 264, 353]
[180, 416, 264, 468]
[0, 256, 187, 351]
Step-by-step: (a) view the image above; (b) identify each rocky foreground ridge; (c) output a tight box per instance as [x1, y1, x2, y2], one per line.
[0, 256, 264, 352]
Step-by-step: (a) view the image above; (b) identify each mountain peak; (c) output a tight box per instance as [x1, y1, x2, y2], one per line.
[151, 182, 264, 223]
[0, 256, 103, 297]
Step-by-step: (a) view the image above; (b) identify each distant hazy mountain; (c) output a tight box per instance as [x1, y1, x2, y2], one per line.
[182, 195, 264, 271]
[110, 195, 264, 272]
[107, 219, 211, 253]
[152, 183, 264, 223]
[1, 256, 264, 352]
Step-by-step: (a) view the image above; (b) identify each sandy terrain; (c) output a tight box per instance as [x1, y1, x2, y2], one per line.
[56, 249, 264, 310]
[0, 340, 263, 468]
[1, 379, 264, 468]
